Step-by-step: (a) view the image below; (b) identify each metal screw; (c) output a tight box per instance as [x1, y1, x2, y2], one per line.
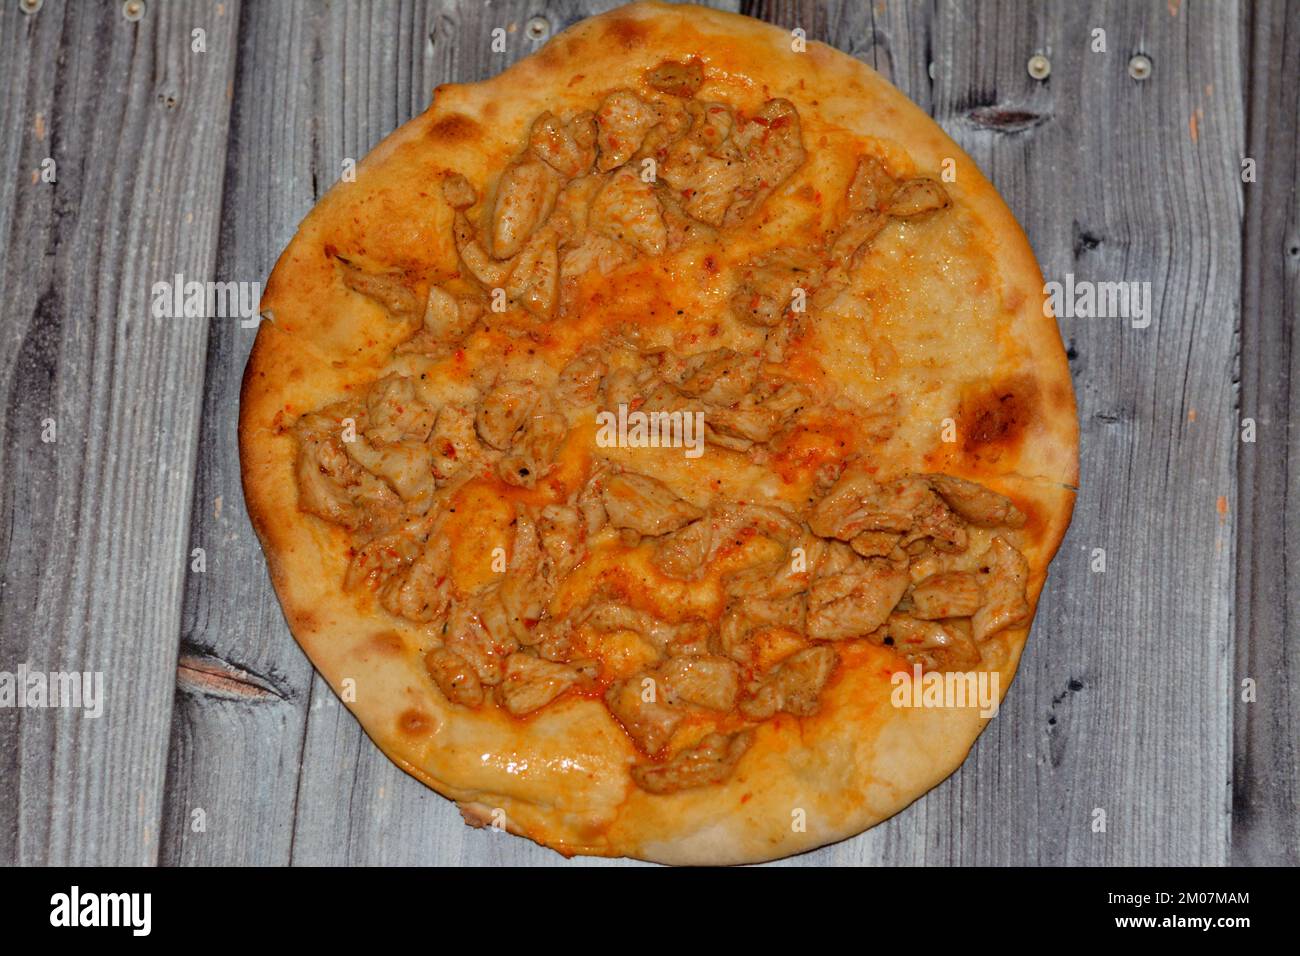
[1128, 54, 1152, 80]
[525, 16, 550, 41]
[1027, 54, 1051, 81]
[20, 0, 43, 14]
[122, 0, 145, 22]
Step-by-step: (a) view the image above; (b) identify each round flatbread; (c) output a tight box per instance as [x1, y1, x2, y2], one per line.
[240, 1, 1078, 864]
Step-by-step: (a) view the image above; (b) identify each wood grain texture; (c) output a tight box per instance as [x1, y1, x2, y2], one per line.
[0, 0, 240, 864]
[0, 0, 1294, 867]
[1233, 0, 1299, 866]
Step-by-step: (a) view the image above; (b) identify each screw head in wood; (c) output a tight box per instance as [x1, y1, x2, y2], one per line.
[1128, 54, 1152, 80]
[122, 0, 145, 21]
[20, 0, 43, 14]
[1027, 53, 1051, 81]
[525, 17, 550, 42]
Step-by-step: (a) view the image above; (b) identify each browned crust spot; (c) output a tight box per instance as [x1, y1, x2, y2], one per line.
[370, 631, 405, 655]
[289, 608, 319, 634]
[958, 375, 1036, 459]
[399, 708, 435, 736]
[427, 113, 482, 145]
[603, 15, 652, 50]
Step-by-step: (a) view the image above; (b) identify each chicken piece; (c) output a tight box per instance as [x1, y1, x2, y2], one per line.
[583, 600, 674, 641]
[718, 597, 807, 667]
[674, 348, 760, 405]
[656, 655, 740, 711]
[730, 246, 824, 327]
[428, 403, 484, 487]
[739, 645, 838, 720]
[676, 152, 745, 226]
[555, 171, 636, 279]
[709, 408, 778, 450]
[595, 90, 660, 171]
[497, 405, 567, 488]
[402, 285, 481, 351]
[559, 231, 634, 279]
[657, 187, 719, 250]
[475, 378, 539, 450]
[344, 515, 430, 586]
[645, 59, 704, 97]
[600, 365, 641, 410]
[364, 375, 436, 444]
[580, 599, 706, 655]
[925, 474, 1026, 528]
[909, 570, 983, 620]
[885, 178, 951, 219]
[707, 382, 808, 449]
[971, 536, 1030, 641]
[576, 466, 609, 536]
[807, 549, 910, 640]
[527, 110, 597, 178]
[601, 472, 703, 536]
[725, 98, 806, 226]
[882, 614, 982, 672]
[481, 505, 555, 644]
[538, 503, 586, 578]
[589, 165, 668, 256]
[712, 532, 822, 664]
[907, 483, 969, 554]
[344, 437, 435, 506]
[846, 155, 897, 213]
[294, 411, 403, 534]
[506, 231, 559, 319]
[650, 514, 714, 579]
[556, 349, 607, 405]
[811, 472, 906, 538]
[490, 155, 561, 259]
[443, 602, 518, 686]
[425, 646, 484, 707]
[652, 502, 803, 580]
[352, 377, 438, 500]
[811, 472, 965, 556]
[452, 210, 516, 287]
[605, 676, 684, 754]
[850, 530, 903, 558]
[336, 258, 422, 318]
[442, 173, 478, 210]
[497, 652, 585, 715]
[665, 621, 715, 658]
[631, 730, 753, 794]
[378, 532, 453, 623]
[658, 101, 743, 226]
[827, 161, 950, 273]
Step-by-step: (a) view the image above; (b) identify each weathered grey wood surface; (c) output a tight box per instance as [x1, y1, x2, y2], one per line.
[1, 0, 1295, 866]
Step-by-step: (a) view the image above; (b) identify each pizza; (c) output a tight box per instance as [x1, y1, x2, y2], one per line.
[239, 1, 1078, 864]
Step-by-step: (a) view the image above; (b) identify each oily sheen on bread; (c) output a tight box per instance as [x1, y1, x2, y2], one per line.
[239, 1, 1077, 864]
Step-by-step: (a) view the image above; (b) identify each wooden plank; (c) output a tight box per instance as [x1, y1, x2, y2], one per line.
[0, 0, 239, 865]
[1232, 0, 1299, 866]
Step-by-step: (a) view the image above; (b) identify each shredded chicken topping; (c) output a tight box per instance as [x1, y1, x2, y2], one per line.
[289, 63, 1030, 795]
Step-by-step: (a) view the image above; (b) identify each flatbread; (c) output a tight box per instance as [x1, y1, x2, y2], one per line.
[240, 1, 1077, 864]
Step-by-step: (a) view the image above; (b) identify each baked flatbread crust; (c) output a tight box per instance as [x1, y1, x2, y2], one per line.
[240, 1, 1077, 864]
